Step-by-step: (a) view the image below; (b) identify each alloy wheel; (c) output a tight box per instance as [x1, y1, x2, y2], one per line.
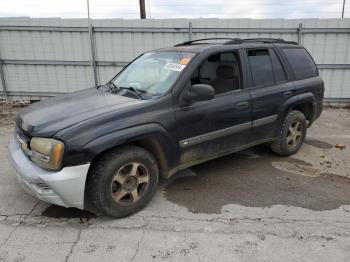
[286, 120, 302, 148]
[111, 162, 150, 206]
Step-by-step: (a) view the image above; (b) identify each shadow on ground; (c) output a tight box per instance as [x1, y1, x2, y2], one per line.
[42, 205, 96, 221]
[305, 139, 333, 149]
[164, 145, 350, 214]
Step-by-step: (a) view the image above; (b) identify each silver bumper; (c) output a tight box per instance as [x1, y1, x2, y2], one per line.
[7, 133, 90, 209]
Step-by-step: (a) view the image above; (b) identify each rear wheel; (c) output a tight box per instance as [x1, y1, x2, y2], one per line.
[86, 145, 159, 218]
[270, 110, 307, 156]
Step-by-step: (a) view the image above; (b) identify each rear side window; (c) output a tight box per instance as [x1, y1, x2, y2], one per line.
[270, 49, 287, 83]
[247, 49, 274, 86]
[282, 48, 318, 80]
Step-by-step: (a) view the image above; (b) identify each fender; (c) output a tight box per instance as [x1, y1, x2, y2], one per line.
[297, 92, 317, 123]
[82, 123, 179, 170]
[275, 92, 317, 133]
[276, 95, 299, 123]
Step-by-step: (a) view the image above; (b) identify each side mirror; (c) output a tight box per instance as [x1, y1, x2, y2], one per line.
[182, 84, 215, 104]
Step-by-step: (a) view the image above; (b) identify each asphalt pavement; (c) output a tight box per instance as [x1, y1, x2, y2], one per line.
[1, 105, 350, 262]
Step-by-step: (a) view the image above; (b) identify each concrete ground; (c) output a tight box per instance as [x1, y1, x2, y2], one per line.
[1, 105, 350, 262]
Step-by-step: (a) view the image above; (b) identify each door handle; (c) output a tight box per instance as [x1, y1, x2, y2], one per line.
[236, 101, 249, 109]
[283, 91, 293, 97]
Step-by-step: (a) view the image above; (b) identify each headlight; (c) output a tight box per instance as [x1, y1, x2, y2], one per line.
[30, 137, 64, 170]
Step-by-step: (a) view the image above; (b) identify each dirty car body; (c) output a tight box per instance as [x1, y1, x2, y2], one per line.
[8, 38, 324, 217]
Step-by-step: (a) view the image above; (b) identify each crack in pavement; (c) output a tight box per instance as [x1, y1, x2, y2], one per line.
[4, 241, 78, 247]
[2, 213, 350, 230]
[1, 213, 350, 244]
[0, 213, 348, 258]
[97, 214, 350, 228]
[64, 226, 86, 262]
[24, 201, 40, 219]
[0, 223, 21, 248]
[10, 215, 338, 242]
[0, 214, 38, 218]
[89, 225, 346, 242]
[0, 214, 93, 226]
[130, 230, 145, 262]
[0, 201, 42, 248]
[0, 222, 342, 255]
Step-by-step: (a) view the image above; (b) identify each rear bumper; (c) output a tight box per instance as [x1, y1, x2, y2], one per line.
[7, 133, 90, 209]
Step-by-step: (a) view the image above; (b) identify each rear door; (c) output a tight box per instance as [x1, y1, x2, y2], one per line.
[245, 47, 294, 142]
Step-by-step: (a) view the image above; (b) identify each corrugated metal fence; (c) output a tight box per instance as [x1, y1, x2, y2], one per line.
[0, 17, 350, 102]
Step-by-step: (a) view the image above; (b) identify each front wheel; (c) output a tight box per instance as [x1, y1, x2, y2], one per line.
[270, 110, 307, 156]
[86, 145, 159, 218]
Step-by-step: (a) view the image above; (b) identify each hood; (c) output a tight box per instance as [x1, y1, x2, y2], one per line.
[16, 88, 145, 137]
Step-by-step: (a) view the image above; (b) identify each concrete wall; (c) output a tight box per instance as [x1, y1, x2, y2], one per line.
[0, 17, 349, 102]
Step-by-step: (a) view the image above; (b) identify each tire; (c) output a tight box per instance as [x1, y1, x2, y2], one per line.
[86, 145, 159, 218]
[270, 110, 307, 156]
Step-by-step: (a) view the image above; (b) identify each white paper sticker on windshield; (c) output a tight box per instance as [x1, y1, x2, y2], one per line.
[163, 63, 186, 72]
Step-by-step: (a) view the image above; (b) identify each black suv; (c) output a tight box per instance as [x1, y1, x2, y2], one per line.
[8, 38, 324, 217]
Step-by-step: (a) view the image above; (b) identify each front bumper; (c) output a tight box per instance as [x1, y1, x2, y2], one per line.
[7, 133, 90, 209]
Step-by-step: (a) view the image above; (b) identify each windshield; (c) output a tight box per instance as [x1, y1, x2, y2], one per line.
[111, 51, 195, 98]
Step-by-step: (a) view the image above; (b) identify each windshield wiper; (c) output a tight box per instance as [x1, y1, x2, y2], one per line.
[106, 81, 118, 91]
[119, 86, 146, 100]
[103, 82, 146, 100]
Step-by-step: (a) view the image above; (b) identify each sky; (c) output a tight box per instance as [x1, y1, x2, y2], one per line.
[0, 0, 348, 19]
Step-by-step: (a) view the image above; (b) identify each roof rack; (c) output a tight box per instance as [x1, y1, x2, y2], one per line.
[175, 37, 298, 46]
[224, 38, 298, 45]
[174, 38, 238, 46]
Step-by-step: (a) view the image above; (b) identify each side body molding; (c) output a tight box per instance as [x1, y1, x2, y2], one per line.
[179, 121, 251, 148]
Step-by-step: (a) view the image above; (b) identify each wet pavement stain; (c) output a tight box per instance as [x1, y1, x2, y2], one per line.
[271, 161, 320, 177]
[164, 146, 350, 214]
[305, 139, 333, 149]
[42, 205, 96, 221]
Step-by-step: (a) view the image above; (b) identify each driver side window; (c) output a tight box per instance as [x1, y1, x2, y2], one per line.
[191, 51, 241, 95]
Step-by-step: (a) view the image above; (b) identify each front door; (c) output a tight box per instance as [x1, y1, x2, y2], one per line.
[174, 51, 252, 165]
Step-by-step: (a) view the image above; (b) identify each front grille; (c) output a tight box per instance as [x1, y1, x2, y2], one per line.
[16, 133, 29, 145]
[16, 127, 31, 143]
[15, 128, 32, 158]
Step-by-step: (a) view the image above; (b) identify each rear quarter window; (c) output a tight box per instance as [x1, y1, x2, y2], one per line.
[282, 48, 318, 80]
